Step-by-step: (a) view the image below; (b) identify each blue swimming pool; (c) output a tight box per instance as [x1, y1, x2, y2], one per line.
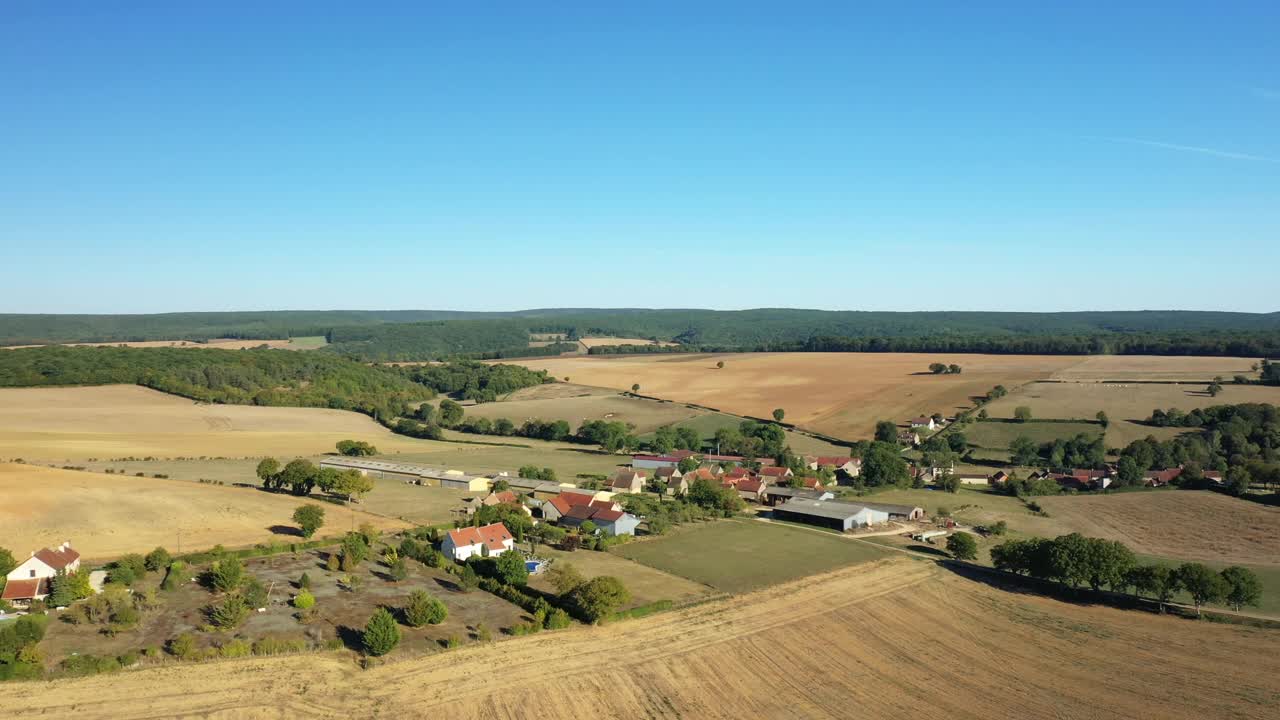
[525, 560, 545, 573]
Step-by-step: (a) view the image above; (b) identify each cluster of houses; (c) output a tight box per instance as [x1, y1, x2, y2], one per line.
[945, 465, 1224, 491]
[1, 541, 81, 608]
[627, 451, 863, 499]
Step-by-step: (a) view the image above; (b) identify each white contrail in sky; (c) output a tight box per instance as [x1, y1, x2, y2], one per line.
[1099, 136, 1280, 163]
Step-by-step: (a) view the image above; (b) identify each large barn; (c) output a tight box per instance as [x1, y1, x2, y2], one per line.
[771, 499, 889, 531]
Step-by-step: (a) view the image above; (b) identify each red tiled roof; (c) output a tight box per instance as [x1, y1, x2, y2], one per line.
[564, 504, 598, 521]
[799, 477, 825, 489]
[447, 522, 513, 552]
[490, 490, 517, 504]
[559, 491, 595, 506]
[760, 467, 790, 477]
[737, 478, 765, 493]
[34, 545, 80, 570]
[592, 508, 625, 522]
[589, 499, 618, 511]
[1, 577, 48, 601]
[632, 455, 678, 463]
[814, 456, 856, 467]
[547, 495, 575, 516]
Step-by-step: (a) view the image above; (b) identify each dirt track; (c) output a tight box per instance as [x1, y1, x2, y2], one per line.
[7, 557, 1278, 719]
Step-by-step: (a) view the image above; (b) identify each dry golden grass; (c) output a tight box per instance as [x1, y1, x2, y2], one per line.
[0, 463, 407, 561]
[0, 385, 452, 461]
[985, 381, 1280, 423]
[510, 352, 1082, 439]
[7, 558, 1278, 719]
[578, 337, 677, 348]
[1051, 355, 1260, 381]
[1037, 491, 1280, 566]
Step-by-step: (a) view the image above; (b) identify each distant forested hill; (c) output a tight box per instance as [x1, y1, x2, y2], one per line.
[3, 308, 1279, 359]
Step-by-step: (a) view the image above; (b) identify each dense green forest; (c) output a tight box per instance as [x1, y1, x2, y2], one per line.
[4, 309, 1280, 360]
[394, 360, 551, 402]
[0, 346, 432, 421]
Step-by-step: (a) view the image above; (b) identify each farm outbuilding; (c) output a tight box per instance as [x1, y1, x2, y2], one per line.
[772, 499, 889, 531]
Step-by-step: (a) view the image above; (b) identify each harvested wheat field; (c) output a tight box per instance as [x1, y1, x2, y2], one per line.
[6, 558, 1278, 719]
[985, 381, 1280, 423]
[0, 463, 407, 561]
[0, 385, 449, 460]
[509, 353, 1082, 439]
[1050, 355, 1260, 381]
[578, 337, 677, 349]
[1037, 491, 1280, 566]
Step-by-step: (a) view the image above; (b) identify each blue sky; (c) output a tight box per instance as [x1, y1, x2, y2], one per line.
[2, 2, 1277, 313]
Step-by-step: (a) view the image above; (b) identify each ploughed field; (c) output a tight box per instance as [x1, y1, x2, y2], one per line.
[508, 352, 1083, 439]
[0, 463, 407, 561]
[6, 557, 1277, 719]
[0, 385, 445, 460]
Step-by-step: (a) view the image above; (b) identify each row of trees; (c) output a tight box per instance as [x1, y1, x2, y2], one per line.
[255, 458, 373, 501]
[928, 363, 962, 374]
[397, 360, 551, 402]
[991, 534, 1263, 615]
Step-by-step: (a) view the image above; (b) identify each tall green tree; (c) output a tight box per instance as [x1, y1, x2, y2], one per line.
[861, 442, 910, 487]
[292, 504, 326, 538]
[1128, 565, 1179, 613]
[255, 458, 280, 489]
[946, 532, 978, 560]
[1176, 563, 1226, 617]
[874, 421, 899, 444]
[568, 576, 631, 623]
[1220, 566, 1262, 612]
[1009, 436, 1039, 466]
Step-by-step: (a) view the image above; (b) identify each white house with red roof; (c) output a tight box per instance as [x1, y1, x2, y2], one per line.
[3, 541, 81, 605]
[806, 456, 862, 476]
[608, 469, 647, 494]
[442, 523, 515, 562]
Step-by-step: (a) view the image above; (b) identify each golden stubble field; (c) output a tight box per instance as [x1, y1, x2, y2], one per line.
[1038, 491, 1280, 566]
[0, 463, 408, 561]
[6, 557, 1277, 719]
[0, 385, 450, 460]
[510, 353, 1084, 439]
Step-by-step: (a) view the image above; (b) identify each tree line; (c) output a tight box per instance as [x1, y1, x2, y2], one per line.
[991, 533, 1263, 616]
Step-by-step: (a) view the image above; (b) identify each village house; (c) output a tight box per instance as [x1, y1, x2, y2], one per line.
[736, 477, 767, 502]
[608, 469, 647, 494]
[441, 523, 514, 562]
[657, 466, 689, 496]
[909, 416, 937, 431]
[805, 455, 862, 476]
[988, 470, 1011, 485]
[857, 502, 926, 521]
[954, 472, 990, 486]
[2, 541, 81, 606]
[899, 430, 921, 447]
[587, 507, 642, 536]
[759, 466, 794, 482]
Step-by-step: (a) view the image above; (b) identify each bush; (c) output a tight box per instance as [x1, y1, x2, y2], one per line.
[298, 572, 312, 590]
[403, 590, 449, 627]
[144, 547, 172, 572]
[388, 557, 408, 582]
[544, 608, 572, 629]
[207, 557, 244, 592]
[160, 560, 186, 591]
[219, 639, 252, 658]
[242, 576, 268, 609]
[293, 590, 316, 610]
[167, 633, 198, 659]
[207, 594, 250, 630]
[568, 577, 631, 624]
[946, 532, 979, 561]
[362, 608, 401, 656]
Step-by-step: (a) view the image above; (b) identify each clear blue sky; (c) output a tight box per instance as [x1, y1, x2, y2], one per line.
[3, 2, 1277, 314]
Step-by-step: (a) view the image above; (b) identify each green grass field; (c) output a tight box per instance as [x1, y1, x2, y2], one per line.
[1135, 554, 1280, 618]
[527, 545, 714, 609]
[285, 335, 329, 350]
[612, 519, 895, 593]
[965, 420, 1102, 450]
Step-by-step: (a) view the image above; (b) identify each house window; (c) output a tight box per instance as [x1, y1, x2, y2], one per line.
[30, 569, 36, 578]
